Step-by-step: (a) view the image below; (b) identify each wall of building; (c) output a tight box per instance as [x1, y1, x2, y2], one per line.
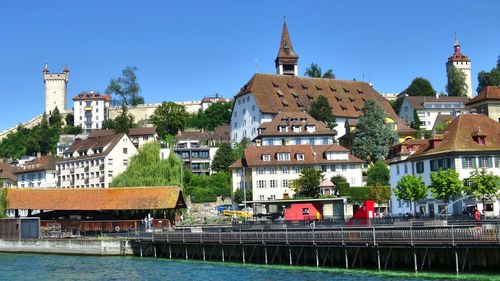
[231, 93, 264, 143]
[16, 170, 56, 188]
[44, 73, 68, 114]
[74, 99, 109, 132]
[448, 60, 473, 98]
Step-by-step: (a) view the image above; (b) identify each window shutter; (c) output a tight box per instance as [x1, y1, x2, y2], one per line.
[488, 156, 493, 168]
[461, 158, 466, 169]
[472, 157, 477, 168]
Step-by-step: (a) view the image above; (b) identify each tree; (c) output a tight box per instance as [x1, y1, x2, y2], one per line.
[65, 113, 74, 127]
[369, 184, 392, 208]
[352, 100, 398, 164]
[110, 141, 182, 187]
[367, 160, 390, 186]
[233, 187, 252, 204]
[331, 175, 348, 196]
[291, 168, 323, 198]
[150, 102, 189, 137]
[113, 105, 135, 134]
[394, 175, 428, 213]
[101, 118, 116, 130]
[308, 95, 336, 130]
[211, 143, 234, 173]
[410, 109, 420, 130]
[446, 66, 468, 97]
[401, 77, 436, 97]
[202, 101, 232, 130]
[429, 169, 463, 204]
[433, 121, 449, 134]
[304, 63, 335, 79]
[465, 169, 500, 209]
[105, 66, 144, 106]
[49, 107, 62, 128]
[476, 55, 500, 92]
[232, 137, 250, 160]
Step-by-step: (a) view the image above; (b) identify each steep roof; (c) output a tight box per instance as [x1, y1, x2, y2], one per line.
[14, 156, 58, 174]
[275, 20, 298, 63]
[409, 114, 500, 158]
[448, 40, 470, 62]
[0, 163, 16, 181]
[6, 187, 186, 210]
[256, 111, 336, 138]
[405, 96, 469, 109]
[466, 86, 500, 106]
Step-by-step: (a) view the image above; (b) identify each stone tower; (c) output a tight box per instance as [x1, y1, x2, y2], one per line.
[44, 64, 69, 114]
[275, 19, 299, 76]
[446, 35, 473, 98]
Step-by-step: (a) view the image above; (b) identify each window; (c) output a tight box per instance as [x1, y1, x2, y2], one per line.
[302, 208, 310, 215]
[416, 162, 424, 174]
[296, 153, 304, 161]
[479, 156, 492, 168]
[257, 168, 265, 175]
[257, 180, 267, 188]
[282, 179, 290, 188]
[270, 195, 276, 200]
[123, 148, 128, 154]
[269, 167, 276, 174]
[462, 157, 475, 169]
[108, 171, 113, 177]
[259, 195, 265, 200]
[108, 158, 113, 165]
[321, 165, 327, 172]
[331, 165, 336, 171]
[123, 159, 128, 166]
[270, 180, 277, 188]
[396, 166, 400, 175]
[496, 156, 500, 168]
[262, 154, 271, 162]
[294, 166, 301, 174]
[342, 165, 347, 171]
[281, 167, 289, 174]
[404, 164, 408, 174]
[484, 203, 494, 212]
[277, 153, 290, 161]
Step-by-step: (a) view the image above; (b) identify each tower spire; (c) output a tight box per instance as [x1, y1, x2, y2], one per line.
[275, 18, 299, 76]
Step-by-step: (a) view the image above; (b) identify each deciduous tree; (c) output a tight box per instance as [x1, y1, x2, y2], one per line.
[429, 169, 463, 204]
[308, 95, 336, 130]
[211, 143, 234, 173]
[446, 66, 468, 97]
[366, 160, 390, 186]
[401, 77, 436, 97]
[477, 55, 500, 92]
[106, 66, 144, 106]
[291, 168, 324, 198]
[394, 175, 428, 213]
[151, 102, 189, 137]
[465, 169, 500, 208]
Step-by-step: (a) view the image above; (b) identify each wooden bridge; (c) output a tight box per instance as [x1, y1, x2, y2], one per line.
[133, 224, 500, 274]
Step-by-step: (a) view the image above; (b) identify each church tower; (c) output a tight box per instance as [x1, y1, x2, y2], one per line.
[275, 19, 299, 76]
[446, 35, 473, 98]
[44, 64, 69, 114]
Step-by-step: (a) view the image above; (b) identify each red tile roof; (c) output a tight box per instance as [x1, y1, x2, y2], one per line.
[0, 163, 16, 181]
[448, 44, 470, 62]
[14, 156, 58, 174]
[6, 187, 186, 210]
[466, 86, 500, 106]
[405, 96, 469, 110]
[256, 111, 336, 138]
[73, 92, 111, 102]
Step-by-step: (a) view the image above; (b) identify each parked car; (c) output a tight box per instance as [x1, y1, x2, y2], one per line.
[215, 204, 233, 213]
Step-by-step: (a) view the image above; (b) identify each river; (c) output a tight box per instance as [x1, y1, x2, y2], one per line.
[0, 253, 498, 281]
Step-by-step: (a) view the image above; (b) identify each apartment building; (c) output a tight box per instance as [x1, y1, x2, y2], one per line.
[14, 155, 58, 188]
[56, 130, 137, 188]
[73, 92, 111, 133]
[128, 127, 159, 148]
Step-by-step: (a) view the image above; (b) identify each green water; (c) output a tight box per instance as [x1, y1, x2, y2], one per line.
[0, 253, 498, 281]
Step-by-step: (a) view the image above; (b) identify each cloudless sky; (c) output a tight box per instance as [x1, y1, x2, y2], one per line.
[1, 1, 499, 131]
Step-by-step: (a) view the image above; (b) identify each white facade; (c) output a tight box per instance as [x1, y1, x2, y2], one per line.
[399, 98, 466, 131]
[44, 66, 69, 114]
[231, 93, 270, 143]
[16, 170, 57, 188]
[390, 154, 500, 217]
[57, 134, 138, 188]
[73, 93, 110, 133]
[447, 60, 473, 99]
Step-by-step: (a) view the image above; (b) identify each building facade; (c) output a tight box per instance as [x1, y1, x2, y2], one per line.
[446, 36, 473, 98]
[14, 156, 58, 188]
[465, 86, 500, 122]
[128, 127, 159, 148]
[56, 131, 138, 188]
[0, 163, 16, 187]
[389, 115, 500, 217]
[230, 144, 364, 202]
[73, 92, 111, 133]
[44, 64, 69, 115]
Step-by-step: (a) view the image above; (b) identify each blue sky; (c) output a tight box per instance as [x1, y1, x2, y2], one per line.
[0, 1, 498, 131]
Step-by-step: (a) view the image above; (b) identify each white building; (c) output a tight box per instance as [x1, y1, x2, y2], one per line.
[44, 64, 69, 115]
[14, 155, 58, 188]
[230, 144, 364, 202]
[73, 92, 111, 133]
[398, 95, 469, 131]
[56, 130, 138, 188]
[446, 36, 473, 98]
[230, 21, 413, 144]
[128, 127, 159, 149]
[389, 114, 500, 217]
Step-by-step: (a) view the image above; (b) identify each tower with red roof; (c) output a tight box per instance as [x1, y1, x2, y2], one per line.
[446, 35, 473, 98]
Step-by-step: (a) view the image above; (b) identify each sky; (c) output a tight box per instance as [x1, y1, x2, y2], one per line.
[0, 1, 499, 131]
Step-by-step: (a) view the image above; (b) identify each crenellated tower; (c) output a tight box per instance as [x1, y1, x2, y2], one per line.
[44, 64, 69, 114]
[446, 35, 472, 98]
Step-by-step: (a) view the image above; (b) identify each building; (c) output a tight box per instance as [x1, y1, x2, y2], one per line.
[465, 86, 500, 122]
[388, 114, 500, 217]
[73, 92, 111, 133]
[230, 21, 414, 144]
[0, 163, 16, 187]
[128, 127, 159, 148]
[44, 64, 69, 115]
[387, 139, 429, 163]
[398, 95, 469, 131]
[14, 155, 58, 188]
[431, 114, 456, 134]
[56, 130, 138, 188]
[57, 134, 88, 156]
[230, 144, 364, 202]
[254, 111, 336, 146]
[446, 36, 473, 98]
[200, 95, 230, 111]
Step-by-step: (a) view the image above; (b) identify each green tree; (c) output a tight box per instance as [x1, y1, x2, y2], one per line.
[106, 66, 144, 106]
[232, 137, 250, 160]
[366, 160, 390, 186]
[49, 107, 62, 128]
[304, 63, 335, 79]
[411, 109, 421, 130]
[368, 184, 392, 208]
[183, 170, 232, 203]
[233, 187, 252, 204]
[429, 169, 463, 204]
[308, 95, 336, 130]
[401, 77, 436, 97]
[291, 168, 324, 198]
[433, 121, 449, 134]
[446, 66, 468, 97]
[211, 142, 234, 173]
[110, 141, 182, 187]
[101, 118, 116, 130]
[394, 175, 428, 213]
[65, 113, 74, 127]
[352, 100, 398, 164]
[202, 101, 232, 130]
[113, 105, 135, 134]
[465, 169, 500, 208]
[151, 102, 189, 137]
[476, 55, 500, 92]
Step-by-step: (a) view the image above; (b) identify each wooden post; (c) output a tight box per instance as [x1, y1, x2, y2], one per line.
[185, 245, 188, 260]
[169, 244, 172, 259]
[222, 247, 225, 263]
[264, 246, 268, 265]
[242, 246, 246, 264]
[377, 248, 381, 271]
[202, 246, 206, 261]
[315, 247, 319, 267]
[344, 248, 349, 269]
[288, 247, 292, 266]
[413, 249, 418, 273]
[455, 249, 459, 274]
[140, 242, 143, 258]
[154, 243, 157, 258]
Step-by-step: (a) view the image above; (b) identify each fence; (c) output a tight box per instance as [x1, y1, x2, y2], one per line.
[0, 218, 40, 239]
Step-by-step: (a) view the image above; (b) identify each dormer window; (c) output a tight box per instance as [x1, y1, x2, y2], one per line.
[306, 125, 316, 133]
[472, 128, 487, 145]
[356, 87, 363, 94]
[276, 90, 284, 97]
[292, 125, 302, 132]
[296, 153, 305, 161]
[343, 87, 350, 93]
[272, 82, 279, 88]
[279, 125, 288, 133]
[301, 84, 308, 90]
[277, 153, 290, 161]
[315, 85, 322, 91]
[262, 154, 271, 162]
[475, 136, 486, 145]
[329, 86, 337, 93]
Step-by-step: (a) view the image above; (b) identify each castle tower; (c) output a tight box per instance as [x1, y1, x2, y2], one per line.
[275, 19, 299, 76]
[446, 35, 472, 98]
[44, 64, 69, 114]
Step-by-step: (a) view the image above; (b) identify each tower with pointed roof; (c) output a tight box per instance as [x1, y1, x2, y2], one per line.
[44, 64, 69, 114]
[446, 35, 472, 98]
[275, 19, 299, 76]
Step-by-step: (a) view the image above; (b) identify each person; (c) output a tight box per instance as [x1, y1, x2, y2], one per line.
[474, 208, 481, 223]
[231, 213, 237, 224]
[315, 211, 321, 221]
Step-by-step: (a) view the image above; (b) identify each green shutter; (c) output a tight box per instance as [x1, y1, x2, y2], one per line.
[488, 156, 493, 168]
[461, 157, 466, 169]
[472, 157, 477, 168]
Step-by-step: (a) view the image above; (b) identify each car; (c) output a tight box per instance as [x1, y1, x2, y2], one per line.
[215, 204, 233, 213]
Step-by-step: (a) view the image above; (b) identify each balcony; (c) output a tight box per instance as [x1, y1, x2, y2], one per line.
[100, 177, 105, 183]
[99, 164, 105, 170]
[70, 180, 75, 186]
[84, 106, 93, 112]
[84, 166, 89, 172]
[84, 178, 89, 184]
[70, 168, 75, 173]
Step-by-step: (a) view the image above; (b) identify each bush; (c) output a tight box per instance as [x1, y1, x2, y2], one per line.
[367, 161, 390, 186]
